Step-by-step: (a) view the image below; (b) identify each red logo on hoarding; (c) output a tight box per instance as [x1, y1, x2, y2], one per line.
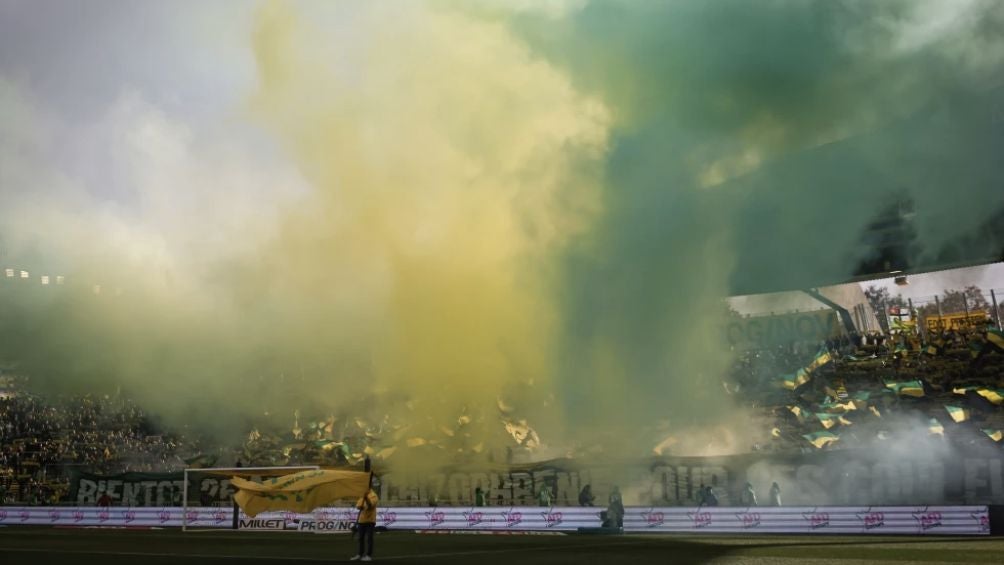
[426, 510, 446, 527]
[280, 511, 297, 523]
[803, 511, 829, 529]
[380, 511, 397, 527]
[97, 510, 110, 522]
[158, 510, 172, 523]
[541, 509, 563, 528]
[642, 509, 665, 528]
[0, 509, 7, 522]
[73, 510, 84, 522]
[687, 511, 712, 528]
[971, 511, 990, 533]
[185, 510, 199, 524]
[121, 510, 136, 523]
[862, 511, 884, 530]
[211, 509, 228, 524]
[49, 509, 61, 522]
[314, 509, 331, 522]
[19, 510, 29, 522]
[502, 508, 523, 528]
[913, 510, 942, 531]
[464, 510, 486, 527]
[737, 512, 761, 529]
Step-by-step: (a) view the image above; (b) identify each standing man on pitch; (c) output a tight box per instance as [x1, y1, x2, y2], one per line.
[351, 485, 379, 562]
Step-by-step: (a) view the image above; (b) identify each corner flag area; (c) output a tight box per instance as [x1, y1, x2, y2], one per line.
[2, 528, 1002, 564]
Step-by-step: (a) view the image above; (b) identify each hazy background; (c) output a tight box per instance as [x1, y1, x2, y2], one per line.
[1, 0, 1002, 467]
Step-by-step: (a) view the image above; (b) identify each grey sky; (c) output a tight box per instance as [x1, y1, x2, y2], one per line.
[0, 0, 255, 123]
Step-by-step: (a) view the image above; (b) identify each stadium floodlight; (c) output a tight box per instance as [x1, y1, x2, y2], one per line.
[181, 465, 319, 532]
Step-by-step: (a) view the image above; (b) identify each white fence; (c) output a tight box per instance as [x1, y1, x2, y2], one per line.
[0, 505, 990, 535]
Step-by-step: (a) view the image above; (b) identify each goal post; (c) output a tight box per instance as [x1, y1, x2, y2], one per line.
[181, 465, 320, 531]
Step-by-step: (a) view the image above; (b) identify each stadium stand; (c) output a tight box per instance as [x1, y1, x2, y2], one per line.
[2, 305, 1003, 507]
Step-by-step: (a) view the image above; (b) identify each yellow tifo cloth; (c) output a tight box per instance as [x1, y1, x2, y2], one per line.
[231, 469, 372, 518]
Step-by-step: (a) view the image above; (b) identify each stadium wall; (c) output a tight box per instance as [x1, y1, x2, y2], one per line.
[0, 505, 990, 535]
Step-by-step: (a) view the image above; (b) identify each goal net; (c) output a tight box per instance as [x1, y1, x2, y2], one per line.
[181, 465, 320, 531]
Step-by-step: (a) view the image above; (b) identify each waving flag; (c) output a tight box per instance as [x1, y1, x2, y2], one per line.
[803, 431, 839, 449]
[982, 429, 1003, 442]
[884, 380, 925, 398]
[780, 369, 810, 390]
[988, 328, 1004, 351]
[232, 469, 371, 517]
[945, 405, 971, 423]
[787, 405, 809, 423]
[804, 349, 832, 373]
[975, 388, 1004, 405]
[928, 418, 945, 436]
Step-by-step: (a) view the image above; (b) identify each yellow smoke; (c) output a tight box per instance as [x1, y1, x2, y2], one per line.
[247, 1, 609, 465]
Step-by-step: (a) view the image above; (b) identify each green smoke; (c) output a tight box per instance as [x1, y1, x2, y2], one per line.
[505, 0, 1004, 440]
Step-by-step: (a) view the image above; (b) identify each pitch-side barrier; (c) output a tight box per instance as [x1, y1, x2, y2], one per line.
[0, 505, 990, 535]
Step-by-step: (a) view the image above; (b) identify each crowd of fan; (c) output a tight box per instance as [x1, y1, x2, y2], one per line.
[734, 320, 1004, 454]
[0, 377, 189, 504]
[2, 318, 1001, 506]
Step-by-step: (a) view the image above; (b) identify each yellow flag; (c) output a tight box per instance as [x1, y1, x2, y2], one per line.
[976, 388, 1004, 405]
[232, 469, 371, 517]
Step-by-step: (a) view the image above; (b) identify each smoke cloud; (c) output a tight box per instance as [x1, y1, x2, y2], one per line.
[510, 0, 1004, 445]
[1, 0, 1003, 468]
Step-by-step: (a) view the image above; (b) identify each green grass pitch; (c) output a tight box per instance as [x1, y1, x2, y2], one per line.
[1, 527, 1002, 564]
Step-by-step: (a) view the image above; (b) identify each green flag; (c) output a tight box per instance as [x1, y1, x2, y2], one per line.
[969, 340, 984, 359]
[780, 369, 810, 390]
[928, 418, 944, 436]
[787, 405, 808, 423]
[945, 405, 970, 423]
[805, 349, 832, 373]
[803, 431, 839, 449]
[987, 328, 1004, 351]
[975, 388, 1004, 405]
[982, 429, 1003, 442]
[884, 380, 925, 398]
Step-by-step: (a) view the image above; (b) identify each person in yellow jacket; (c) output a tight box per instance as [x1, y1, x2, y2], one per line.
[351, 488, 379, 562]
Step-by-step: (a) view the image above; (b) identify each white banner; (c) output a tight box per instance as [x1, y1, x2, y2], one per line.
[623, 506, 991, 535]
[0, 505, 989, 535]
[374, 506, 600, 531]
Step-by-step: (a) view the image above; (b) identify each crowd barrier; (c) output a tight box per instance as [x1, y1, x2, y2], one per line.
[0, 505, 990, 535]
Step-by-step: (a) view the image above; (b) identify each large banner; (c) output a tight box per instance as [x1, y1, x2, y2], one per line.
[0, 505, 989, 535]
[377, 449, 1004, 509]
[923, 311, 990, 333]
[724, 310, 841, 349]
[68, 448, 1004, 508]
[69, 471, 235, 507]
